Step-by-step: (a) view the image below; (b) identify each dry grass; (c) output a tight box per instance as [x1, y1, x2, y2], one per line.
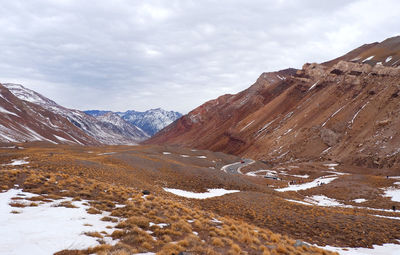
[0, 144, 352, 254]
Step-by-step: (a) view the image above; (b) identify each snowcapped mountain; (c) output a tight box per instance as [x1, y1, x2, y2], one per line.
[119, 108, 182, 136]
[95, 112, 149, 140]
[85, 108, 182, 136]
[3, 83, 148, 145]
[0, 83, 98, 144]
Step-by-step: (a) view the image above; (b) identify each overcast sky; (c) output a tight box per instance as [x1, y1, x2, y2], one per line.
[0, 0, 399, 113]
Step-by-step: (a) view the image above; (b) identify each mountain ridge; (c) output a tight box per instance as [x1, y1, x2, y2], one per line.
[85, 108, 182, 136]
[145, 36, 400, 169]
[3, 83, 148, 145]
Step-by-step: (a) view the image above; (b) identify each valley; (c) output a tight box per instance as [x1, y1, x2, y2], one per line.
[1, 143, 399, 254]
[1, 30, 400, 255]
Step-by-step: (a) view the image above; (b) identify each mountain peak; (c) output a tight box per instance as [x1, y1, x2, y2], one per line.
[85, 108, 182, 136]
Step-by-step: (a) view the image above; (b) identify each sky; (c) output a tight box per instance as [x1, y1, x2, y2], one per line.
[0, 0, 399, 114]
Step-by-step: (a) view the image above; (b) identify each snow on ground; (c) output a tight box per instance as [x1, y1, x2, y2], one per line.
[308, 80, 319, 91]
[247, 169, 309, 179]
[180, 154, 190, 157]
[54, 135, 73, 143]
[353, 198, 367, 203]
[362, 55, 374, 62]
[275, 175, 338, 192]
[0, 189, 118, 255]
[196, 155, 207, 159]
[324, 163, 339, 167]
[287, 195, 400, 217]
[383, 188, 400, 202]
[149, 222, 168, 228]
[305, 195, 345, 207]
[319, 241, 400, 255]
[4, 158, 29, 166]
[0, 106, 19, 117]
[163, 188, 239, 199]
[386, 56, 393, 63]
[290, 174, 310, 178]
[246, 170, 275, 177]
[285, 199, 313, 206]
[97, 152, 116, 155]
[162, 152, 171, 155]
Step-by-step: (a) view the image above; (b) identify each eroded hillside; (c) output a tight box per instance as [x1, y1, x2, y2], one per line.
[146, 36, 400, 169]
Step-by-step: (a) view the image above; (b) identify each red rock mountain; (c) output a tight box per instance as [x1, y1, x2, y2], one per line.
[0, 83, 99, 145]
[146, 36, 400, 169]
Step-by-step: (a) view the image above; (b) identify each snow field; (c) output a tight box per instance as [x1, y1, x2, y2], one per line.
[0, 189, 119, 255]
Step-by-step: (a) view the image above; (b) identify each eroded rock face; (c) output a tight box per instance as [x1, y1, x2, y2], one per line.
[320, 128, 341, 147]
[146, 37, 400, 169]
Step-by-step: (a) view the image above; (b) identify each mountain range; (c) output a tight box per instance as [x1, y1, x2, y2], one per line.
[146, 36, 400, 169]
[0, 83, 181, 145]
[85, 108, 182, 136]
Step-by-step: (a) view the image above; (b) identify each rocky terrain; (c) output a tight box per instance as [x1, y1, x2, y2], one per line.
[146, 36, 400, 170]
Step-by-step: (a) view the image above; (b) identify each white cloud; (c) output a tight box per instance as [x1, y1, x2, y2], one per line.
[0, 0, 399, 113]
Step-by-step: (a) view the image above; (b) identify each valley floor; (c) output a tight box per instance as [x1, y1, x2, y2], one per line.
[0, 142, 399, 254]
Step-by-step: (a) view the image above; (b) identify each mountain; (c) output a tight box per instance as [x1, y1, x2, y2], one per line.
[118, 108, 182, 136]
[3, 83, 148, 145]
[85, 108, 182, 136]
[146, 36, 400, 169]
[0, 83, 98, 144]
[94, 112, 149, 141]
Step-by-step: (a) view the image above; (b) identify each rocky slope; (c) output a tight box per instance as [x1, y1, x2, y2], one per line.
[146, 36, 400, 169]
[0, 83, 98, 144]
[85, 108, 182, 136]
[3, 83, 148, 144]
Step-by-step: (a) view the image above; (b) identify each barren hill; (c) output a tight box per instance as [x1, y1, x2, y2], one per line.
[146, 36, 400, 169]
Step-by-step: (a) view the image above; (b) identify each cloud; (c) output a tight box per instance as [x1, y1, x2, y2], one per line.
[0, 0, 399, 113]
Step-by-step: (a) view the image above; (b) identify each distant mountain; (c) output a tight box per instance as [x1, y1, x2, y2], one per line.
[0, 83, 98, 144]
[146, 36, 400, 169]
[3, 83, 148, 144]
[85, 108, 182, 136]
[84, 110, 111, 117]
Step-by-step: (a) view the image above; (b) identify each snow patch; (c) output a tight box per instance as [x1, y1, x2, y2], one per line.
[383, 188, 400, 202]
[320, 241, 400, 255]
[4, 158, 29, 166]
[353, 198, 367, 203]
[0, 189, 118, 255]
[163, 188, 239, 199]
[305, 195, 344, 207]
[0, 107, 18, 117]
[362, 55, 374, 62]
[308, 80, 319, 91]
[276, 175, 338, 192]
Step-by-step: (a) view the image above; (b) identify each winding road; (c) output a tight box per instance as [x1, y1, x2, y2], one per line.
[221, 159, 255, 174]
